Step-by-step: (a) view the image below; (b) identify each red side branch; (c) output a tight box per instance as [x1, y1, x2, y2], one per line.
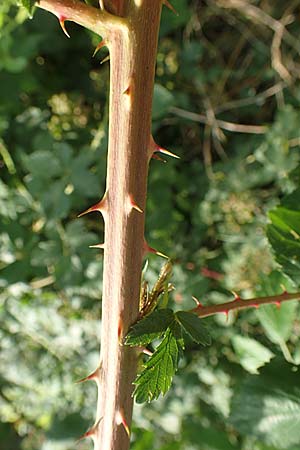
[192, 291, 300, 318]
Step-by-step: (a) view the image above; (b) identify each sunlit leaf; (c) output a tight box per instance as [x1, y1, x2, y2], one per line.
[134, 321, 183, 403]
[267, 188, 300, 285]
[255, 272, 298, 348]
[20, 0, 36, 16]
[175, 310, 211, 346]
[125, 309, 174, 347]
[231, 335, 274, 374]
[230, 359, 300, 448]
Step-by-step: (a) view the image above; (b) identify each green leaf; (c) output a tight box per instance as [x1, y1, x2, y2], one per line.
[256, 302, 297, 346]
[182, 421, 239, 450]
[134, 321, 183, 403]
[230, 359, 300, 448]
[160, 0, 190, 37]
[255, 272, 297, 349]
[20, 0, 37, 16]
[152, 84, 175, 120]
[267, 188, 300, 284]
[175, 310, 211, 346]
[125, 309, 174, 347]
[22, 150, 62, 179]
[269, 208, 300, 235]
[231, 335, 274, 374]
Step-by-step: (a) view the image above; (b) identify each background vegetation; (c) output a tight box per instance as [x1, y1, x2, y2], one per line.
[1, 0, 300, 448]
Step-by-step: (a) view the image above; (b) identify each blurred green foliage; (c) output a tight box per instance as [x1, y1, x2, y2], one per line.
[1, 0, 300, 449]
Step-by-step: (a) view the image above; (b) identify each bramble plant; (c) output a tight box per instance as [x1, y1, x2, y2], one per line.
[4, 1, 300, 449]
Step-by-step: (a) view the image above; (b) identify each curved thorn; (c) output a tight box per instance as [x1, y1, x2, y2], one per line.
[76, 364, 102, 384]
[89, 243, 105, 249]
[157, 146, 180, 159]
[163, 0, 179, 15]
[280, 285, 287, 294]
[100, 55, 110, 65]
[77, 202, 102, 217]
[149, 135, 180, 160]
[77, 193, 107, 218]
[231, 291, 241, 301]
[58, 16, 70, 38]
[154, 250, 168, 259]
[128, 194, 143, 214]
[93, 40, 107, 57]
[143, 239, 168, 259]
[116, 410, 130, 437]
[123, 77, 134, 109]
[123, 85, 131, 96]
[192, 296, 203, 307]
[141, 347, 153, 356]
[77, 417, 103, 442]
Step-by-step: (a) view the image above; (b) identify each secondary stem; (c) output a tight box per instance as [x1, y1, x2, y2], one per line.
[38, 0, 123, 35]
[192, 291, 300, 318]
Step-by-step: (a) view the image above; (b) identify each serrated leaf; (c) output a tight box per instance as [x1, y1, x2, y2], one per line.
[20, 0, 37, 16]
[175, 310, 211, 346]
[125, 309, 174, 347]
[230, 359, 300, 448]
[134, 321, 183, 403]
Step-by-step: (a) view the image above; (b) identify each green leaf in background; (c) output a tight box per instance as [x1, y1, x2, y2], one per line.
[131, 429, 155, 450]
[3, 1, 300, 448]
[152, 84, 175, 120]
[267, 188, 300, 285]
[230, 359, 300, 449]
[134, 321, 183, 403]
[125, 309, 174, 347]
[182, 421, 239, 450]
[256, 302, 297, 346]
[20, 0, 36, 16]
[175, 310, 211, 346]
[255, 272, 298, 361]
[160, 0, 190, 37]
[231, 335, 274, 374]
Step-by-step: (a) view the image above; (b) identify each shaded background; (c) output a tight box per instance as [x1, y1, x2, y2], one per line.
[1, 0, 300, 449]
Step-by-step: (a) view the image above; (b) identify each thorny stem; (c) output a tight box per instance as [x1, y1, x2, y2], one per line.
[96, 4, 163, 450]
[94, 0, 161, 450]
[191, 291, 300, 318]
[32, 2, 300, 450]
[38, 1, 164, 449]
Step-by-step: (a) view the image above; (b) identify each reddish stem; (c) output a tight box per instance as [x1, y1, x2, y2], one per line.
[192, 291, 300, 318]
